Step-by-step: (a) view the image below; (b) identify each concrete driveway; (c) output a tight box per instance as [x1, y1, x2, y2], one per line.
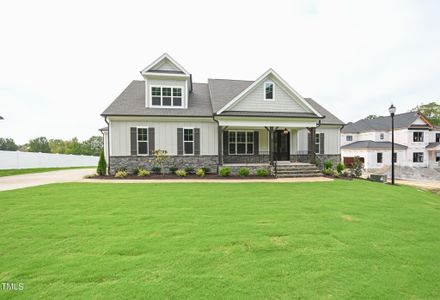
[0, 168, 96, 191]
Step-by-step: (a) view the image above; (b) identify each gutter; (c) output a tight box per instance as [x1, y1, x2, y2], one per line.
[104, 116, 111, 175]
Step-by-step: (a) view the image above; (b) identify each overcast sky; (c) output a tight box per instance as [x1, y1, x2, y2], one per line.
[1, 0, 439, 144]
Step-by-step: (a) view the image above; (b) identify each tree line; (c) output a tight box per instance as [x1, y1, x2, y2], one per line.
[0, 136, 103, 156]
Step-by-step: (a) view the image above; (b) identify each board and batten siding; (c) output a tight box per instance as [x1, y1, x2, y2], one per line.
[110, 119, 217, 156]
[227, 76, 309, 113]
[296, 126, 341, 154]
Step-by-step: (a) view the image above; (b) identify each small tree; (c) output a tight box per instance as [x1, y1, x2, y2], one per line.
[153, 149, 169, 176]
[352, 156, 363, 178]
[97, 150, 107, 176]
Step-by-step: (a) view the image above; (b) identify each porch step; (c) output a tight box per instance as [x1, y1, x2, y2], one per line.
[275, 163, 322, 178]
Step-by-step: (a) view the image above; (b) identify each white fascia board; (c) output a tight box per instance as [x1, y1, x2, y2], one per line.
[140, 53, 190, 75]
[107, 116, 214, 122]
[216, 68, 323, 117]
[216, 117, 318, 128]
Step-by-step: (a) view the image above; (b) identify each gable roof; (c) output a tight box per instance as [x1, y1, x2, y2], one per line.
[214, 69, 322, 117]
[341, 112, 429, 134]
[101, 81, 212, 117]
[341, 140, 407, 150]
[140, 53, 190, 76]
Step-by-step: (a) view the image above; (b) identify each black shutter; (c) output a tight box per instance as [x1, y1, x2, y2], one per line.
[148, 127, 155, 155]
[177, 128, 183, 155]
[308, 133, 312, 154]
[254, 131, 259, 155]
[194, 128, 200, 156]
[130, 127, 137, 156]
[223, 131, 229, 155]
[320, 133, 324, 154]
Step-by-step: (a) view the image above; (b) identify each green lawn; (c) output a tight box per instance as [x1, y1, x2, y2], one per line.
[0, 166, 94, 177]
[0, 180, 439, 299]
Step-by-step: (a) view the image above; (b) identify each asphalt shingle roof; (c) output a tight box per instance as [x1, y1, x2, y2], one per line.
[341, 140, 407, 150]
[342, 112, 420, 133]
[102, 78, 344, 126]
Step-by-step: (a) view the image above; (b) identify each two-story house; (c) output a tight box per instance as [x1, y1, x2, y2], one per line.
[100, 53, 344, 175]
[341, 112, 440, 170]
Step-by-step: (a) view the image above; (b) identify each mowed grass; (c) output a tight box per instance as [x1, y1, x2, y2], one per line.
[0, 181, 439, 299]
[0, 166, 94, 177]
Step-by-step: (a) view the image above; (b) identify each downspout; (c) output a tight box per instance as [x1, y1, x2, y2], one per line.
[104, 116, 110, 175]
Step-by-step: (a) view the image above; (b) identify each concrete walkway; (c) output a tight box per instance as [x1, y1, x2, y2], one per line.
[0, 168, 96, 191]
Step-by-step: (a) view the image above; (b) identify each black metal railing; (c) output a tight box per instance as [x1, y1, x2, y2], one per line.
[223, 151, 270, 164]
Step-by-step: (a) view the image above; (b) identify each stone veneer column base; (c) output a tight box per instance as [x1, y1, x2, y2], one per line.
[109, 155, 218, 175]
[316, 154, 341, 169]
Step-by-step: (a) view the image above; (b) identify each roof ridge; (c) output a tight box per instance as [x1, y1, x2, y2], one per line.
[208, 78, 254, 82]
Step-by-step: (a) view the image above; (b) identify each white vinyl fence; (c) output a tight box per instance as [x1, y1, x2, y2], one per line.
[0, 150, 98, 170]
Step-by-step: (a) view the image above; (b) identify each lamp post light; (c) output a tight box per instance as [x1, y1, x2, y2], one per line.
[388, 104, 396, 185]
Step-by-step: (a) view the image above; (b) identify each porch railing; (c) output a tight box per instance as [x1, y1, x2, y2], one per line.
[223, 151, 270, 164]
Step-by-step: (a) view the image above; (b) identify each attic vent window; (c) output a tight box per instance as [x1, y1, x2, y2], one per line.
[151, 86, 183, 107]
[264, 82, 274, 101]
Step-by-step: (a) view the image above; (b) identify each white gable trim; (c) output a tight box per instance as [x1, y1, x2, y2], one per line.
[140, 53, 190, 75]
[217, 69, 322, 117]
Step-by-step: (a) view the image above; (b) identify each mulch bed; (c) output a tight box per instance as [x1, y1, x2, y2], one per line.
[92, 174, 276, 180]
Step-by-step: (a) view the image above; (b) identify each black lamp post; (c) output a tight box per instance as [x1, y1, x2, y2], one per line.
[388, 104, 396, 184]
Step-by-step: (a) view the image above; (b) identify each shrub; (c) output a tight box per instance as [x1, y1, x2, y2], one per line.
[115, 170, 128, 178]
[333, 170, 340, 178]
[168, 166, 178, 174]
[137, 169, 151, 177]
[352, 156, 363, 177]
[201, 166, 211, 174]
[322, 168, 333, 176]
[238, 167, 250, 177]
[315, 156, 321, 168]
[336, 162, 345, 174]
[324, 160, 333, 170]
[256, 168, 269, 177]
[196, 168, 205, 177]
[175, 169, 187, 177]
[96, 150, 107, 176]
[184, 166, 194, 174]
[219, 167, 231, 177]
[342, 169, 352, 177]
[151, 166, 161, 174]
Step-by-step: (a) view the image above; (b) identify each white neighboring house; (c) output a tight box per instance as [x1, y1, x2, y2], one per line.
[341, 112, 440, 170]
[100, 53, 344, 175]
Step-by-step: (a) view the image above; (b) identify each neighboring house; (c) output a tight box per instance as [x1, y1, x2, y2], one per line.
[101, 53, 344, 175]
[341, 112, 440, 170]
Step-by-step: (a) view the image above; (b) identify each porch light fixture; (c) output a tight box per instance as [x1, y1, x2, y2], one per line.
[388, 104, 396, 185]
[283, 128, 289, 135]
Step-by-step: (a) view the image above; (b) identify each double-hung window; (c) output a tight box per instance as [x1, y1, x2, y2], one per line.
[151, 86, 183, 107]
[413, 152, 424, 163]
[315, 133, 320, 154]
[380, 133, 384, 140]
[183, 128, 194, 155]
[413, 132, 424, 142]
[346, 135, 353, 142]
[377, 152, 383, 163]
[137, 128, 148, 155]
[436, 133, 440, 143]
[264, 82, 274, 100]
[229, 131, 254, 155]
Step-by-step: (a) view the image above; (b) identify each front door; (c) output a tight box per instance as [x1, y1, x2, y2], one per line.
[274, 130, 290, 161]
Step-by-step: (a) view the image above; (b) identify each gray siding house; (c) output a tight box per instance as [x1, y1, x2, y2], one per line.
[101, 53, 344, 175]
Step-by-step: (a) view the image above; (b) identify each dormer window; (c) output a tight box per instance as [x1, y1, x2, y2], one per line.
[151, 86, 183, 107]
[264, 82, 274, 101]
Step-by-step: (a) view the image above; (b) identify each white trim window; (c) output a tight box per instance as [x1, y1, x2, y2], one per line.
[151, 86, 183, 107]
[377, 152, 383, 163]
[346, 135, 353, 142]
[183, 128, 194, 155]
[413, 152, 424, 163]
[413, 132, 424, 142]
[315, 133, 320, 154]
[229, 131, 254, 155]
[137, 127, 148, 155]
[264, 82, 274, 101]
[380, 133, 384, 140]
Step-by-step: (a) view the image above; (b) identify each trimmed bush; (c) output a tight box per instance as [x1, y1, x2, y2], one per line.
[168, 166, 178, 174]
[256, 169, 269, 177]
[115, 170, 128, 178]
[219, 167, 231, 177]
[196, 168, 205, 177]
[137, 169, 151, 177]
[201, 166, 211, 174]
[151, 167, 161, 174]
[324, 160, 333, 170]
[336, 162, 345, 174]
[238, 167, 250, 177]
[322, 168, 333, 176]
[333, 170, 340, 178]
[175, 169, 187, 177]
[97, 150, 107, 176]
[184, 166, 194, 174]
